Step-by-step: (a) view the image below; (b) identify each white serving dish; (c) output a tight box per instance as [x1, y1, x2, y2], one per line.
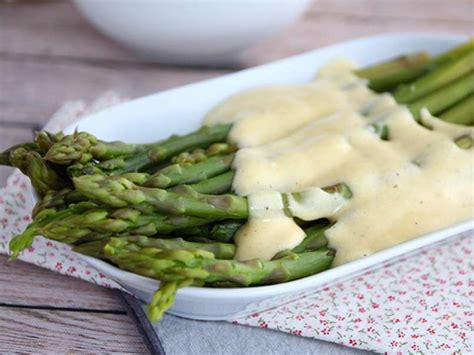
[59, 33, 472, 320]
[73, 0, 311, 66]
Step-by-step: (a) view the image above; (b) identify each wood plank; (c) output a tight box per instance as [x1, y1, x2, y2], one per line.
[0, 0, 141, 63]
[0, 55, 229, 125]
[313, 0, 474, 22]
[0, 126, 34, 186]
[0, 255, 125, 311]
[0, 308, 148, 353]
[244, 3, 474, 65]
[1, 0, 472, 64]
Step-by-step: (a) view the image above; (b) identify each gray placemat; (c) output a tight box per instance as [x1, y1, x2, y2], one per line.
[119, 292, 372, 355]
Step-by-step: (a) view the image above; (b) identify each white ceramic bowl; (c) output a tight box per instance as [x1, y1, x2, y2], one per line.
[57, 33, 472, 320]
[72, 0, 311, 65]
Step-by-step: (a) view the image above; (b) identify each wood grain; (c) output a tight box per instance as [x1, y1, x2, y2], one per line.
[0, 256, 124, 311]
[0, 308, 148, 353]
[0, 55, 229, 125]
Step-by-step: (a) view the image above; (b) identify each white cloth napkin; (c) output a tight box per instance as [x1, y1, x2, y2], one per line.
[1, 94, 472, 353]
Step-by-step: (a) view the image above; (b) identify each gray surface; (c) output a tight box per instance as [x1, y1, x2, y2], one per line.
[153, 311, 372, 355]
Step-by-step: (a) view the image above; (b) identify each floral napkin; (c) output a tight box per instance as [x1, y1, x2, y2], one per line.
[1, 94, 472, 354]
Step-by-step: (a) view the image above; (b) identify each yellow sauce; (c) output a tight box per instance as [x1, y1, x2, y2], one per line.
[205, 61, 474, 266]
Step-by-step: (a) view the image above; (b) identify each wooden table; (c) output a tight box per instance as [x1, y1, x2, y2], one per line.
[0, 0, 472, 352]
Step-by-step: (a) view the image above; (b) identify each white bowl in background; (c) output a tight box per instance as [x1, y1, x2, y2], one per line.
[55, 32, 472, 320]
[72, 0, 312, 66]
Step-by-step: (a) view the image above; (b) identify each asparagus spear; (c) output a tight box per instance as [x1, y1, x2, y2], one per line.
[170, 143, 236, 165]
[178, 220, 243, 243]
[360, 39, 474, 91]
[439, 94, 474, 125]
[74, 175, 352, 220]
[121, 154, 234, 189]
[32, 188, 85, 217]
[74, 235, 236, 260]
[188, 170, 235, 194]
[356, 52, 430, 91]
[393, 50, 474, 104]
[9, 147, 69, 195]
[408, 72, 474, 121]
[104, 237, 334, 319]
[9, 205, 219, 258]
[111, 243, 335, 288]
[147, 279, 193, 321]
[73, 175, 248, 219]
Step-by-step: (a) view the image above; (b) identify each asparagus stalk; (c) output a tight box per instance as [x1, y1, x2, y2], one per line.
[121, 154, 234, 189]
[188, 170, 235, 194]
[438, 94, 474, 125]
[9, 205, 219, 258]
[73, 175, 248, 219]
[73, 235, 236, 260]
[178, 220, 243, 243]
[356, 52, 430, 91]
[104, 236, 335, 288]
[408, 72, 474, 121]
[74, 175, 352, 220]
[359, 39, 474, 91]
[147, 279, 193, 322]
[170, 143, 236, 165]
[393, 50, 474, 104]
[9, 147, 69, 195]
[32, 188, 85, 217]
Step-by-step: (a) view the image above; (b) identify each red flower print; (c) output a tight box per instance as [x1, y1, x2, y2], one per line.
[358, 307, 366, 313]
[55, 262, 62, 270]
[458, 332, 466, 339]
[389, 340, 399, 348]
[387, 295, 396, 301]
[348, 338, 357, 347]
[295, 315, 304, 320]
[67, 266, 77, 273]
[411, 344, 420, 351]
[392, 318, 400, 324]
[319, 311, 326, 317]
[336, 315, 345, 321]
[251, 313, 259, 318]
[454, 281, 463, 286]
[411, 334, 419, 339]
[22, 215, 31, 221]
[99, 272, 106, 278]
[371, 302, 379, 309]
[27, 247, 34, 252]
[259, 321, 268, 329]
[450, 322, 459, 329]
[427, 327, 436, 335]
[291, 330, 302, 336]
[397, 332, 405, 338]
[319, 319, 328, 326]
[356, 293, 364, 300]
[321, 328, 331, 335]
[46, 241, 53, 247]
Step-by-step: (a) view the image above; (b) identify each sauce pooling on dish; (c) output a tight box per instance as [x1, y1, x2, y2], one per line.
[205, 60, 474, 266]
